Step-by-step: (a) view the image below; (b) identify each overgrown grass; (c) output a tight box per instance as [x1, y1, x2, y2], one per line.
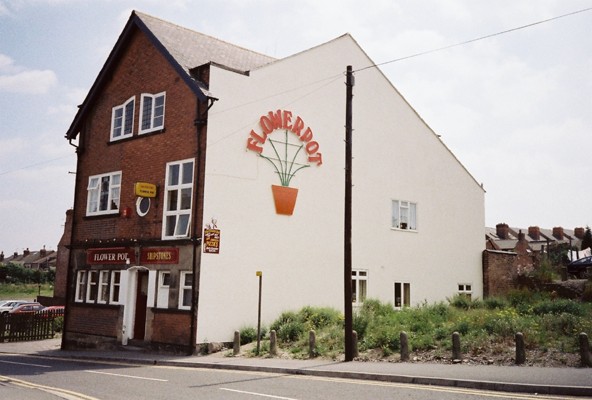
[237, 293, 592, 359]
[0, 283, 54, 300]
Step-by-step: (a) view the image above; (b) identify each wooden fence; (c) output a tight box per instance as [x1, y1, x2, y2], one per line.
[0, 309, 64, 342]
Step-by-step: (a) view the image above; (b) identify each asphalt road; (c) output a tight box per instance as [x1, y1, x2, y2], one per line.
[0, 353, 586, 400]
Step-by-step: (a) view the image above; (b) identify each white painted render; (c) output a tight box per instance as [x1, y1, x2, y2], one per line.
[198, 34, 485, 342]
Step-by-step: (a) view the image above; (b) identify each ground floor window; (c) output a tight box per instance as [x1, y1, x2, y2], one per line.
[352, 269, 368, 306]
[156, 271, 171, 308]
[394, 282, 411, 308]
[75, 269, 122, 305]
[75, 271, 87, 303]
[178, 271, 192, 310]
[458, 283, 472, 299]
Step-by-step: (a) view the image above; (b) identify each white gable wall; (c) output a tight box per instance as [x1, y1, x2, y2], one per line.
[198, 35, 484, 342]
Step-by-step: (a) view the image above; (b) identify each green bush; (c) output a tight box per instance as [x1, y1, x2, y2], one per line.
[277, 320, 305, 342]
[532, 299, 585, 316]
[239, 326, 258, 345]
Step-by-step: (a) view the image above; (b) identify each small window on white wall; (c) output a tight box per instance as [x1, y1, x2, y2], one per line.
[394, 282, 411, 309]
[352, 270, 368, 306]
[392, 200, 417, 230]
[458, 284, 472, 300]
[156, 271, 171, 308]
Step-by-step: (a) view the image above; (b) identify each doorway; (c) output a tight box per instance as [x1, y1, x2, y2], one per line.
[133, 270, 149, 340]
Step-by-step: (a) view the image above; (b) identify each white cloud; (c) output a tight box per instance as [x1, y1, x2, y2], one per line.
[0, 69, 57, 94]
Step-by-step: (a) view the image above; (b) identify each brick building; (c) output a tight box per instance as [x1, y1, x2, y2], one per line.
[62, 11, 485, 352]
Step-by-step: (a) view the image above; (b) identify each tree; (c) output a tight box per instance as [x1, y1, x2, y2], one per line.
[582, 226, 592, 252]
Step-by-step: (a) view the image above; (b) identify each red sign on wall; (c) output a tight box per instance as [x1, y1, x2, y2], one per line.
[87, 248, 135, 265]
[140, 248, 179, 264]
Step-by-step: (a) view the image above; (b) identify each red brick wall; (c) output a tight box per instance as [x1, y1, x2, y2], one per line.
[150, 311, 192, 345]
[68, 305, 120, 337]
[71, 27, 199, 244]
[482, 250, 518, 297]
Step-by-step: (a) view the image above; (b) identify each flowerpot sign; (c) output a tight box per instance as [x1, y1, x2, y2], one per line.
[246, 110, 322, 215]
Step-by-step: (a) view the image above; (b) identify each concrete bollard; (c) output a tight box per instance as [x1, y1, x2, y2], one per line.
[270, 330, 277, 356]
[309, 330, 316, 358]
[515, 332, 526, 365]
[579, 332, 592, 367]
[233, 330, 240, 356]
[400, 331, 409, 361]
[452, 332, 462, 362]
[352, 330, 359, 358]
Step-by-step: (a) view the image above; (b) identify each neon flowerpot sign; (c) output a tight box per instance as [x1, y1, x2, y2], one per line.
[246, 109, 322, 215]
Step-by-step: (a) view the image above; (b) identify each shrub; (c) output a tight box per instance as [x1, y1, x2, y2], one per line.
[532, 299, 585, 316]
[239, 326, 258, 345]
[299, 306, 341, 330]
[483, 297, 508, 310]
[277, 320, 305, 342]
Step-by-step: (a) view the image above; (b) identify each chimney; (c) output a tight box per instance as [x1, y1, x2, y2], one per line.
[40, 245, 47, 257]
[23, 248, 30, 256]
[496, 223, 510, 240]
[528, 226, 540, 240]
[0, 251, 3, 262]
[552, 227, 564, 240]
[574, 227, 585, 240]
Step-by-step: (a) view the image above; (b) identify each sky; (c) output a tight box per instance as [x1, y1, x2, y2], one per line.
[0, 0, 591, 254]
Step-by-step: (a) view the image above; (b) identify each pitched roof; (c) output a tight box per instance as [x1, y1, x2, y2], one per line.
[135, 11, 275, 75]
[66, 10, 275, 140]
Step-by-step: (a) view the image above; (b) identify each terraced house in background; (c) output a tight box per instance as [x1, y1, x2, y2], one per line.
[62, 11, 485, 353]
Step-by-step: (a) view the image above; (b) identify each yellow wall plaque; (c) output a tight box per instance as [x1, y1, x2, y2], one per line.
[135, 182, 157, 198]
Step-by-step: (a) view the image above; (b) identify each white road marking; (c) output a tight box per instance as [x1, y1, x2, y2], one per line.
[220, 388, 298, 400]
[0, 359, 51, 368]
[85, 370, 168, 382]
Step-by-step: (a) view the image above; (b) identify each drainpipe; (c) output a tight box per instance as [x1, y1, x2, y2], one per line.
[189, 97, 214, 354]
[62, 137, 81, 350]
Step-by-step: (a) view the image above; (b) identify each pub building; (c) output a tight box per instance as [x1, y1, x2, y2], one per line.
[63, 11, 485, 353]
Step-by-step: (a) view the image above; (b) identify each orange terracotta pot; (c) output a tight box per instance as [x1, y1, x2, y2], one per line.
[271, 185, 298, 215]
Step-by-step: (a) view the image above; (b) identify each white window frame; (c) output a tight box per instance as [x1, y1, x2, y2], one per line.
[86, 171, 122, 216]
[139, 92, 166, 134]
[110, 270, 122, 304]
[86, 270, 98, 302]
[75, 270, 87, 303]
[392, 200, 417, 231]
[156, 271, 171, 308]
[394, 281, 411, 309]
[110, 96, 135, 141]
[97, 270, 110, 304]
[178, 271, 193, 310]
[162, 159, 194, 239]
[458, 283, 473, 299]
[352, 269, 368, 306]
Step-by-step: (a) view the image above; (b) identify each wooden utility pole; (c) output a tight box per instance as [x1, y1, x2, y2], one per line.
[344, 65, 354, 362]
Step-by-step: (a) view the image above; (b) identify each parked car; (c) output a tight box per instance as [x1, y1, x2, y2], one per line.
[0, 300, 28, 315]
[38, 305, 65, 317]
[567, 256, 592, 279]
[8, 302, 45, 314]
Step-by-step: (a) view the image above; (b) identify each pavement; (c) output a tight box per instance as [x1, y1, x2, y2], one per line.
[1, 338, 591, 397]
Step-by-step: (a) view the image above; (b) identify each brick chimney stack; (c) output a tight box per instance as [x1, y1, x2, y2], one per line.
[23, 248, 30, 256]
[574, 227, 585, 239]
[40, 246, 47, 257]
[552, 227, 564, 240]
[528, 226, 541, 240]
[496, 223, 510, 239]
[0, 251, 3, 262]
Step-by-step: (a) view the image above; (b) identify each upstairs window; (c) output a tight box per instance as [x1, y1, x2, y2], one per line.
[162, 159, 194, 239]
[140, 92, 166, 134]
[110, 96, 135, 141]
[86, 171, 121, 216]
[392, 200, 417, 230]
